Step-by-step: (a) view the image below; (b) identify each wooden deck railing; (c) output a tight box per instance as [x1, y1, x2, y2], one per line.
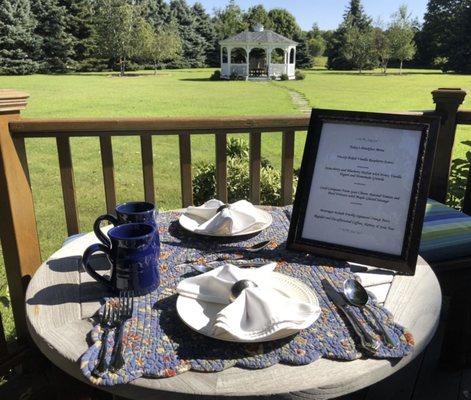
[0, 87, 468, 367]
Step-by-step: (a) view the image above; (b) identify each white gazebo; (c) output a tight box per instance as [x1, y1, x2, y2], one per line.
[220, 24, 298, 80]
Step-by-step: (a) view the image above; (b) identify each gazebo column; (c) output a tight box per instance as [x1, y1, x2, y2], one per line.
[228, 46, 232, 77]
[266, 46, 271, 78]
[284, 47, 289, 75]
[220, 47, 223, 65]
[246, 47, 250, 79]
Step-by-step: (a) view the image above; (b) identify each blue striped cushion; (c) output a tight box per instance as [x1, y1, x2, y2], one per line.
[420, 199, 471, 262]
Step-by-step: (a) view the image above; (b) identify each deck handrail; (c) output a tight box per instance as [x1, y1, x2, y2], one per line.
[9, 116, 310, 137]
[0, 87, 468, 352]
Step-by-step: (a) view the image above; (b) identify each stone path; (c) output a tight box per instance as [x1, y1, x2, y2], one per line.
[288, 88, 311, 114]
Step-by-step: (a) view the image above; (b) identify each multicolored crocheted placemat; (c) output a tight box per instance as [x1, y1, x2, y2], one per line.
[80, 207, 414, 386]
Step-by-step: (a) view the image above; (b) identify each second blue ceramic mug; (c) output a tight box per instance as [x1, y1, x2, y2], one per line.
[83, 223, 159, 294]
[94, 201, 160, 259]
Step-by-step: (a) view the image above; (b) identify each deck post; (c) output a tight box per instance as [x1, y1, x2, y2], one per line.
[0, 90, 41, 342]
[429, 88, 467, 203]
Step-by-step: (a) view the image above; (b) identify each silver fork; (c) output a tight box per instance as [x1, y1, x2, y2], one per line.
[109, 291, 134, 372]
[92, 302, 114, 376]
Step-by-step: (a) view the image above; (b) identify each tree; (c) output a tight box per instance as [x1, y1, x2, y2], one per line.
[95, 0, 144, 76]
[244, 5, 271, 31]
[343, 0, 372, 30]
[415, 0, 464, 67]
[374, 27, 392, 74]
[213, 0, 247, 40]
[267, 8, 302, 39]
[0, 0, 39, 75]
[192, 2, 218, 66]
[306, 24, 326, 59]
[169, 0, 206, 68]
[141, 0, 171, 30]
[388, 5, 416, 74]
[307, 37, 325, 58]
[342, 23, 376, 73]
[31, 0, 74, 73]
[446, 0, 471, 73]
[58, 0, 96, 70]
[326, 0, 374, 70]
[141, 22, 181, 73]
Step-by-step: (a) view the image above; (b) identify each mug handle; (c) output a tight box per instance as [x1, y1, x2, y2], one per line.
[82, 243, 114, 289]
[94, 214, 119, 247]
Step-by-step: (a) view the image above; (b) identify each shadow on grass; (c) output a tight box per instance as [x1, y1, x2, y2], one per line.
[178, 77, 213, 82]
[448, 141, 471, 210]
[312, 70, 444, 76]
[65, 72, 169, 78]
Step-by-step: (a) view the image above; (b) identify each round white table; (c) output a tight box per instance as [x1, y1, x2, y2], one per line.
[26, 219, 441, 400]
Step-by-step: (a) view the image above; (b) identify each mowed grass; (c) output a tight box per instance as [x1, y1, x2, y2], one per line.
[0, 67, 470, 339]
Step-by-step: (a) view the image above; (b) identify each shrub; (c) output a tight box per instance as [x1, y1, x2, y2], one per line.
[192, 138, 296, 205]
[210, 70, 221, 81]
[295, 70, 306, 80]
[433, 57, 449, 73]
[280, 73, 289, 81]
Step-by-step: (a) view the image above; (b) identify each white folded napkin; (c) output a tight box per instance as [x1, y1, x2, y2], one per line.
[185, 199, 269, 235]
[176, 263, 321, 341]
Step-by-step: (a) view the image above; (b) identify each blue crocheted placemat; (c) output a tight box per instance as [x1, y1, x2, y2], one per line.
[80, 207, 414, 386]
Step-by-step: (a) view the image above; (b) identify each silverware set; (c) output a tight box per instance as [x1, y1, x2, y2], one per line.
[323, 279, 398, 353]
[93, 290, 134, 376]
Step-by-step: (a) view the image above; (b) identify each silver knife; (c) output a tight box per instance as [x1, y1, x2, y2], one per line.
[322, 281, 380, 353]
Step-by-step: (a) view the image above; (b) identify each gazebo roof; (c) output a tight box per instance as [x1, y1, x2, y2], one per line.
[220, 29, 298, 46]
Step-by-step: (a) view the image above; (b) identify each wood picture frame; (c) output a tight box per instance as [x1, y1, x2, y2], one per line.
[287, 109, 440, 275]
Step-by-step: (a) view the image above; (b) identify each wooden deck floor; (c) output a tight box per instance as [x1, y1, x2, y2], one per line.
[1, 269, 470, 400]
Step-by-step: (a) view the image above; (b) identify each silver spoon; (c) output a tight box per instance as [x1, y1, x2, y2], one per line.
[343, 279, 398, 348]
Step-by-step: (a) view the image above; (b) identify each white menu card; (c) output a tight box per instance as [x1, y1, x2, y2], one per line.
[301, 122, 421, 255]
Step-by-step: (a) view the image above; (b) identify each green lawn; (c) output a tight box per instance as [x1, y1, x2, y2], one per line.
[0, 67, 470, 340]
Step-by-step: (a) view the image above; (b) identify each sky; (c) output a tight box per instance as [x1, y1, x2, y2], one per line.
[187, 0, 428, 30]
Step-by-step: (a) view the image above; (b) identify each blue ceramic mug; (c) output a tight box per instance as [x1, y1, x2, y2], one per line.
[83, 223, 159, 295]
[94, 201, 160, 259]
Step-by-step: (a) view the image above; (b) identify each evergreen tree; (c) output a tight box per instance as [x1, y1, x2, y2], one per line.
[343, 0, 372, 30]
[326, 0, 374, 70]
[32, 0, 74, 73]
[58, 0, 96, 69]
[169, 0, 206, 68]
[192, 2, 217, 66]
[139, 0, 171, 30]
[0, 0, 39, 75]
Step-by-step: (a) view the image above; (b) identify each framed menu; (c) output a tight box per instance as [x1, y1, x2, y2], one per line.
[287, 109, 440, 275]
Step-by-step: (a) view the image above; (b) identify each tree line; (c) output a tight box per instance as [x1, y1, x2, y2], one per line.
[0, 0, 470, 76]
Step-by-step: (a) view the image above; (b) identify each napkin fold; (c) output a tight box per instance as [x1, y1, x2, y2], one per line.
[185, 199, 270, 235]
[177, 263, 321, 341]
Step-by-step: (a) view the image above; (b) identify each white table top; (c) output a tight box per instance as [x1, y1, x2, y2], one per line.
[25, 218, 441, 400]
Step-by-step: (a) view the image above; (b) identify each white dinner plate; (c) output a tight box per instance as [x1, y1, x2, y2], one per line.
[178, 208, 273, 237]
[176, 272, 320, 343]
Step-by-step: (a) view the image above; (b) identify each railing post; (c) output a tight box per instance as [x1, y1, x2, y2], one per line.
[429, 88, 467, 203]
[0, 90, 41, 342]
